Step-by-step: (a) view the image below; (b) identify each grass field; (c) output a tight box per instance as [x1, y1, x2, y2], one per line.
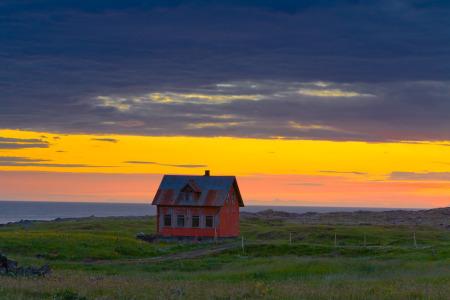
[0, 216, 449, 299]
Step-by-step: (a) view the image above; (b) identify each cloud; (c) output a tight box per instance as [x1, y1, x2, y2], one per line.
[96, 92, 262, 112]
[390, 172, 450, 181]
[0, 156, 48, 162]
[433, 161, 450, 165]
[2, 1, 450, 142]
[96, 97, 131, 112]
[288, 121, 346, 133]
[0, 137, 49, 149]
[297, 88, 372, 98]
[398, 141, 450, 146]
[125, 161, 156, 164]
[185, 121, 252, 129]
[319, 170, 368, 175]
[124, 161, 207, 168]
[0, 137, 46, 143]
[147, 92, 262, 104]
[0, 156, 111, 168]
[91, 138, 118, 143]
[0, 143, 49, 149]
[287, 182, 324, 187]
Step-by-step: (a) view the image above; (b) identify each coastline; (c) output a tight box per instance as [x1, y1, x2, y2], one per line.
[1, 206, 448, 229]
[0, 200, 424, 225]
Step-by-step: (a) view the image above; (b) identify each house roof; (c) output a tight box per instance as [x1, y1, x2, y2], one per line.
[152, 175, 244, 207]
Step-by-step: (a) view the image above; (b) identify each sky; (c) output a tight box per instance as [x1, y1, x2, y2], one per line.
[1, 0, 449, 208]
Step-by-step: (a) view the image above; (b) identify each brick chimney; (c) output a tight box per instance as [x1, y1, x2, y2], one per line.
[204, 170, 210, 176]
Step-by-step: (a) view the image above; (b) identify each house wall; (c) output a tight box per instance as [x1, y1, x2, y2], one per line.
[157, 186, 240, 237]
[218, 185, 240, 237]
[158, 206, 221, 237]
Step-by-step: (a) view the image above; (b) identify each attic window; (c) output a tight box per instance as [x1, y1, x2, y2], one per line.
[180, 182, 200, 202]
[184, 192, 192, 201]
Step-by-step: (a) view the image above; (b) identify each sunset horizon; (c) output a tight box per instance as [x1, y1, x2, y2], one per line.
[1, 128, 449, 208]
[1, 1, 449, 209]
[2, 2, 450, 298]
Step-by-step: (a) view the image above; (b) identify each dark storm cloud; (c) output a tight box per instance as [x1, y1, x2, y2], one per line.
[124, 161, 207, 168]
[2, 1, 450, 141]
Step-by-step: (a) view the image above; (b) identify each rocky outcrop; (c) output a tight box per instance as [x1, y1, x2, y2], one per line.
[0, 253, 51, 276]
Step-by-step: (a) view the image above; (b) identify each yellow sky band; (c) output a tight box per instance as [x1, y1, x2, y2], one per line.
[0, 129, 449, 179]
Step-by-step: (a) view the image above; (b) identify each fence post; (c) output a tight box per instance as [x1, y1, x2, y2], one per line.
[334, 232, 337, 247]
[241, 236, 245, 254]
[289, 232, 292, 245]
[413, 231, 417, 248]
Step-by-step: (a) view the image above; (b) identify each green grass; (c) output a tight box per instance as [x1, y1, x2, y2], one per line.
[0, 216, 449, 299]
[0, 217, 205, 262]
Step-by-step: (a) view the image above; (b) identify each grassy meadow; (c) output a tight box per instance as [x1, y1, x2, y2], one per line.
[0, 216, 449, 299]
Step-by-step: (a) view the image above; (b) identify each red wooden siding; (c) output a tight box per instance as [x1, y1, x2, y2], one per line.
[156, 185, 240, 238]
[217, 185, 240, 237]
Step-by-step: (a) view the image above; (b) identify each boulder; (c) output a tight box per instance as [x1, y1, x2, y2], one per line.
[136, 233, 159, 243]
[0, 253, 17, 274]
[0, 253, 51, 277]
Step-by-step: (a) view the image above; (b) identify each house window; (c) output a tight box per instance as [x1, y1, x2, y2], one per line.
[192, 215, 200, 228]
[164, 214, 172, 227]
[177, 215, 185, 227]
[205, 216, 214, 228]
[184, 192, 191, 201]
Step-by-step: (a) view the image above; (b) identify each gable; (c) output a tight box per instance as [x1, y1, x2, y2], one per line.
[181, 179, 202, 193]
[181, 185, 194, 193]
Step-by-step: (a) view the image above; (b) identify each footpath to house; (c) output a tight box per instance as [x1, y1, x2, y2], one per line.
[88, 242, 240, 265]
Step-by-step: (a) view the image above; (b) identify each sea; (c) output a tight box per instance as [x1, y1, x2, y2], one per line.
[0, 200, 406, 224]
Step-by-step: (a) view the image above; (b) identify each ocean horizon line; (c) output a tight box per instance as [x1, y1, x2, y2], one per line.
[0, 200, 426, 225]
[0, 200, 427, 210]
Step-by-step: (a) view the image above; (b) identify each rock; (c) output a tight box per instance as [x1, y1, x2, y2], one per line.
[0, 253, 51, 277]
[15, 264, 51, 277]
[136, 233, 159, 243]
[0, 253, 18, 274]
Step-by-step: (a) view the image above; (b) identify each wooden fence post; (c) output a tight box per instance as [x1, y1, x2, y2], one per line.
[413, 231, 417, 248]
[334, 232, 337, 247]
[241, 236, 245, 254]
[289, 232, 292, 245]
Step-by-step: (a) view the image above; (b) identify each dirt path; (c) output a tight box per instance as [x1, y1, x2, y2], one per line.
[88, 242, 239, 265]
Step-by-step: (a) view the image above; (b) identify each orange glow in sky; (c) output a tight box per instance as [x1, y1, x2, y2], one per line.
[0, 129, 449, 208]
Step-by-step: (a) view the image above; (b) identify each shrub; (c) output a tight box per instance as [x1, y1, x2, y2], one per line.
[53, 289, 87, 300]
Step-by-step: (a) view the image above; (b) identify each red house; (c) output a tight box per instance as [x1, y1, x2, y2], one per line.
[152, 171, 244, 238]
